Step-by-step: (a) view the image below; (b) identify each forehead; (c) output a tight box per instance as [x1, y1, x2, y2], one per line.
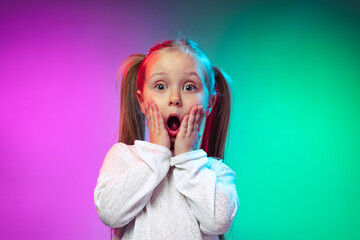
[145, 49, 205, 79]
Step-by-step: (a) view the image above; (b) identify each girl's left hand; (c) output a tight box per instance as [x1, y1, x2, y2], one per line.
[174, 105, 205, 156]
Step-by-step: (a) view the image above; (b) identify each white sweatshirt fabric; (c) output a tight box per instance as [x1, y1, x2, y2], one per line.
[94, 140, 239, 240]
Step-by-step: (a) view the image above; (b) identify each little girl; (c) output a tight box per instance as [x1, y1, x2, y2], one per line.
[94, 39, 239, 240]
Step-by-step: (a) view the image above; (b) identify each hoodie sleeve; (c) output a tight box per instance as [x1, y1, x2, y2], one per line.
[94, 140, 172, 228]
[170, 150, 239, 235]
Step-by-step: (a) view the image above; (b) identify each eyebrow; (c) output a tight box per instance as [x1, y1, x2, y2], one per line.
[149, 71, 202, 80]
[150, 72, 167, 79]
[185, 72, 201, 78]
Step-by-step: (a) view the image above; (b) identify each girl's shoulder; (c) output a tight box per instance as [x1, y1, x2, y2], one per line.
[207, 156, 224, 168]
[100, 142, 138, 172]
[207, 157, 235, 175]
[107, 141, 137, 157]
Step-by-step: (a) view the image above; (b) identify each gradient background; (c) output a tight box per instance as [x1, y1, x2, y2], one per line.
[1, 0, 359, 239]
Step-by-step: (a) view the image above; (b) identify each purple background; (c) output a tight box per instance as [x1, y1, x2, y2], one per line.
[0, 0, 231, 239]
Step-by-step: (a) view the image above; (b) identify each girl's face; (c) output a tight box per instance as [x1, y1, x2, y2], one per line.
[136, 49, 215, 141]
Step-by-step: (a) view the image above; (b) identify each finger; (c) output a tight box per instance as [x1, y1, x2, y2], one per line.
[187, 107, 197, 135]
[155, 104, 166, 131]
[197, 106, 205, 132]
[152, 103, 159, 133]
[179, 115, 189, 136]
[145, 102, 150, 122]
[148, 102, 154, 129]
[194, 105, 203, 131]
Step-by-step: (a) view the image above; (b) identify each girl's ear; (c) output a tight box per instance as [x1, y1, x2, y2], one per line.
[205, 94, 217, 117]
[136, 90, 146, 114]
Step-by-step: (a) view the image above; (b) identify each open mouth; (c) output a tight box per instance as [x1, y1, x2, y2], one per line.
[166, 114, 180, 137]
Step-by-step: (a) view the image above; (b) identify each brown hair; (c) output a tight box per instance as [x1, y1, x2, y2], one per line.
[116, 39, 231, 239]
[200, 66, 231, 159]
[118, 54, 146, 144]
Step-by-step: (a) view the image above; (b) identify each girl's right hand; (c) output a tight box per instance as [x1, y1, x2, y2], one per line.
[145, 102, 170, 150]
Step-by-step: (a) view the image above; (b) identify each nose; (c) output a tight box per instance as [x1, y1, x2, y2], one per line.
[169, 92, 182, 107]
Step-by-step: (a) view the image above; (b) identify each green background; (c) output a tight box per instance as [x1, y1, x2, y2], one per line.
[181, 0, 360, 239]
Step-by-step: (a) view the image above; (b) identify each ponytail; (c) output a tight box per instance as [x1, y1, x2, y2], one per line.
[201, 67, 231, 160]
[118, 54, 146, 144]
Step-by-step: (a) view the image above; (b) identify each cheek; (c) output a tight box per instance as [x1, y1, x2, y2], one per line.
[144, 92, 167, 114]
[144, 92, 161, 104]
[200, 94, 209, 108]
[196, 93, 209, 108]
[151, 95, 166, 108]
[184, 93, 209, 110]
